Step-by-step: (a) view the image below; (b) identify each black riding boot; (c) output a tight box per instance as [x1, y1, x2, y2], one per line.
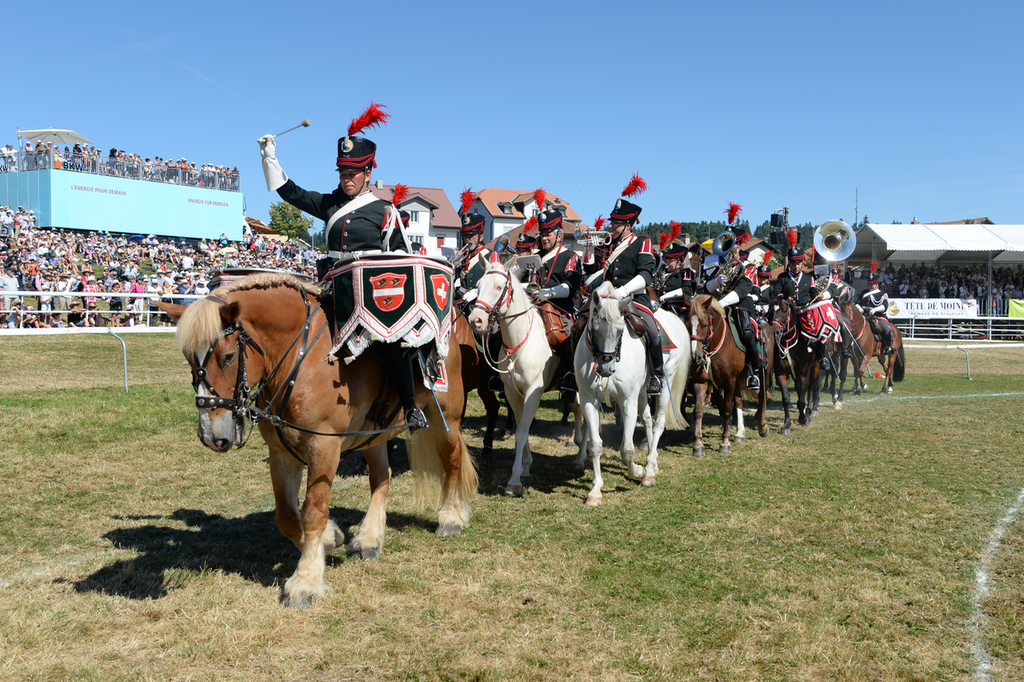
[560, 327, 582, 399]
[644, 319, 665, 396]
[817, 341, 831, 370]
[839, 326, 854, 358]
[738, 317, 762, 390]
[880, 322, 894, 355]
[386, 343, 428, 434]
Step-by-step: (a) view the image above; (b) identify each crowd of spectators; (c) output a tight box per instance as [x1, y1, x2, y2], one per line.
[874, 261, 1024, 314]
[0, 141, 240, 191]
[1, 218, 316, 329]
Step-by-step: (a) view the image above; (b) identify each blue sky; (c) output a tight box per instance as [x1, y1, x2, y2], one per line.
[9, 0, 1022, 230]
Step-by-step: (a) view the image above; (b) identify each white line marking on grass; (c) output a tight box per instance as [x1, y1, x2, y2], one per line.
[853, 392, 1024, 404]
[971, 487, 1024, 682]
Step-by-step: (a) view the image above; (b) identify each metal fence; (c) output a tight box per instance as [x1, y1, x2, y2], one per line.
[0, 150, 240, 191]
[892, 316, 1024, 342]
[0, 290, 202, 330]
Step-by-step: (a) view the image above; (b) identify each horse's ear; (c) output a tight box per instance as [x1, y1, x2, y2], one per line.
[475, 252, 489, 270]
[219, 300, 240, 326]
[617, 295, 632, 312]
[680, 294, 691, 311]
[153, 300, 187, 321]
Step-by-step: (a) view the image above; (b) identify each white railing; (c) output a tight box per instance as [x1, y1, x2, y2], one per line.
[892, 316, 1024, 342]
[0, 290, 203, 330]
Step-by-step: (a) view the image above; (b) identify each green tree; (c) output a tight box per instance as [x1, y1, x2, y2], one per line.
[267, 201, 314, 242]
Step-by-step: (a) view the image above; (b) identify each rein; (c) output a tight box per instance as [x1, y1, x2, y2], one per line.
[197, 289, 411, 465]
[474, 269, 536, 368]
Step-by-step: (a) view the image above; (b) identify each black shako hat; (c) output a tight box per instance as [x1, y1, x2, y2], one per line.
[537, 209, 563, 233]
[609, 198, 642, 225]
[460, 213, 485, 236]
[662, 243, 687, 260]
[516, 231, 537, 252]
[335, 136, 377, 173]
[336, 102, 389, 172]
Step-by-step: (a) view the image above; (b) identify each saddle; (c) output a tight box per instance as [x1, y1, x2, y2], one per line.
[623, 302, 651, 336]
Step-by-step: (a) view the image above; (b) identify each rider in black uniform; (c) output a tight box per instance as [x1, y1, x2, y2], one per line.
[258, 107, 427, 432]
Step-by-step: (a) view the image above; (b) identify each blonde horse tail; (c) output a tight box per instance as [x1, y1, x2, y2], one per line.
[406, 427, 478, 525]
[663, 348, 690, 430]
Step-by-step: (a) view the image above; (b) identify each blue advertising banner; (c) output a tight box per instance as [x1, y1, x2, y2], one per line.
[0, 169, 244, 240]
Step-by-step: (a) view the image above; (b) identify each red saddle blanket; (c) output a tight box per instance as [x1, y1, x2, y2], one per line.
[797, 300, 840, 341]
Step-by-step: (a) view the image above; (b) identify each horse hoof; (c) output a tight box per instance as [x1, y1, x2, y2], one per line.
[758, 427, 768, 438]
[692, 447, 705, 458]
[719, 444, 731, 453]
[573, 462, 585, 474]
[641, 475, 656, 488]
[504, 485, 523, 497]
[811, 409, 820, 418]
[435, 524, 462, 537]
[584, 495, 602, 507]
[780, 427, 791, 436]
[520, 476, 532, 487]
[282, 593, 313, 610]
[733, 436, 744, 444]
[500, 430, 514, 440]
[834, 402, 843, 411]
[360, 547, 380, 561]
[887, 387, 894, 394]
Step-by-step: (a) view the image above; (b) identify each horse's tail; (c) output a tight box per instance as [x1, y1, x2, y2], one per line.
[663, 344, 691, 431]
[892, 344, 906, 382]
[407, 427, 478, 521]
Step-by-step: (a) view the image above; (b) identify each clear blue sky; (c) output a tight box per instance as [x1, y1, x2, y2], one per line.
[9, 0, 1023, 230]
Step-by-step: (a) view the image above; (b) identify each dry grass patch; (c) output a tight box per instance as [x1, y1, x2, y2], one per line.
[0, 335, 1022, 680]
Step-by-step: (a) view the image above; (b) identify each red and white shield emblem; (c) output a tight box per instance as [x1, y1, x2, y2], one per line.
[430, 274, 450, 309]
[369, 272, 407, 312]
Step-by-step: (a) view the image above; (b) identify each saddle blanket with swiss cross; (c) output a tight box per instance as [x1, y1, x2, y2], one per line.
[797, 299, 840, 341]
[326, 254, 454, 364]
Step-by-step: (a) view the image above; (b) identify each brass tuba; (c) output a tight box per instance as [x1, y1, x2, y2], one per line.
[813, 220, 857, 262]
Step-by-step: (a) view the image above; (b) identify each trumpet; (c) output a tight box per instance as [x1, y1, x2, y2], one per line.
[448, 244, 472, 271]
[573, 225, 612, 247]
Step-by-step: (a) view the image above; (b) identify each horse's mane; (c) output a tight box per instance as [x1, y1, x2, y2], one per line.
[690, 293, 727, 321]
[176, 273, 320, 357]
[592, 281, 621, 324]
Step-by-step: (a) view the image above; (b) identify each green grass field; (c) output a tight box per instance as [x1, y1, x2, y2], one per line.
[0, 334, 1022, 681]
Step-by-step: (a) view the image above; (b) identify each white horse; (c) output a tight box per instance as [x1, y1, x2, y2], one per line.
[467, 254, 581, 496]
[575, 281, 690, 506]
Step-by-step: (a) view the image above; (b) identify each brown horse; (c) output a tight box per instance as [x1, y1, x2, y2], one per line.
[768, 297, 821, 432]
[452, 319, 515, 456]
[686, 294, 772, 457]
[840, 301, 906, 394]
[157, 273, 477, 608]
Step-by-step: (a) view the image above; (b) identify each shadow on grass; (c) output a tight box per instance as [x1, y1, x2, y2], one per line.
[69, 503, 434, 601]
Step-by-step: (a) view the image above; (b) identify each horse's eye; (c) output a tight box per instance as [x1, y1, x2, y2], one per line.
[220, 352, 236, 367]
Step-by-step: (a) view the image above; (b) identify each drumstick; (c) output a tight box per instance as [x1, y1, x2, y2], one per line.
[275, 119, 311, 138]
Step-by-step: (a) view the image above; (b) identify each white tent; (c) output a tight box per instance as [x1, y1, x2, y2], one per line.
[852, 224, 1024, 264]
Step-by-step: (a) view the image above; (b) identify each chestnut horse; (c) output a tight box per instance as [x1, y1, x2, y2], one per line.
[157, 273, 477, 608]
[686, 294, 772, 457]
[840, 301, 906, 394]
[768, 297, 821, 432]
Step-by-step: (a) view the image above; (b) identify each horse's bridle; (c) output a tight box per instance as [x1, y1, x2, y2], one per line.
[586, 314, 622, 364]
[473, 269, 534, 357]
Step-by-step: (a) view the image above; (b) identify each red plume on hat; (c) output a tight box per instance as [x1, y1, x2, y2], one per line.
[593, 215, 606, 231]
[621, 173, 647, 198]
[391, 183, 408, 206]
[522, 215, 538, 232]
[348, 103, 390, 136]
[669, 220, 682, 242]
[725, 202, 742, 225]
[534, 188, 546, 212]
[736, 231, 751, 246]
[787, 229, 798, 248]
[763, 252, 773, 266]
[658, 233, 671, 250]
[870, 261, 879, 274]
[459, 188, 477, 215]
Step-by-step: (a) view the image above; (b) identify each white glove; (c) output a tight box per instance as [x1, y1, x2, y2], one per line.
[614, 274, 647, 299]
[820, 291, 832, 301]
[706, 275, 725, 295]
[719, 290, 740, 307]
[870, 304, 884, 315]
[463, 289, 478, 303]
[539, 283, 570, 300]
[536, 287, 553, 300]
[258, 134, 288, 191]
[661, 288, 683, 301]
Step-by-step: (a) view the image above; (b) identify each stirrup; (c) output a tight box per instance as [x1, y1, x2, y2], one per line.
[485, 375, 504, 392]
[746, 372, 761, 390]
[559, 372, 578, 402]
[405, 407, 429, 434]
[647, 375, 664, 396]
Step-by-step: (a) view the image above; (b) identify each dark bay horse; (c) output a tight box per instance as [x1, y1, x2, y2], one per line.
[768, 297, 821, 432]
[840, 301, 906, 394]
[686, 294, 772, 457]
[157, 273, 477, 608]
[451, 314, 515, 456]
